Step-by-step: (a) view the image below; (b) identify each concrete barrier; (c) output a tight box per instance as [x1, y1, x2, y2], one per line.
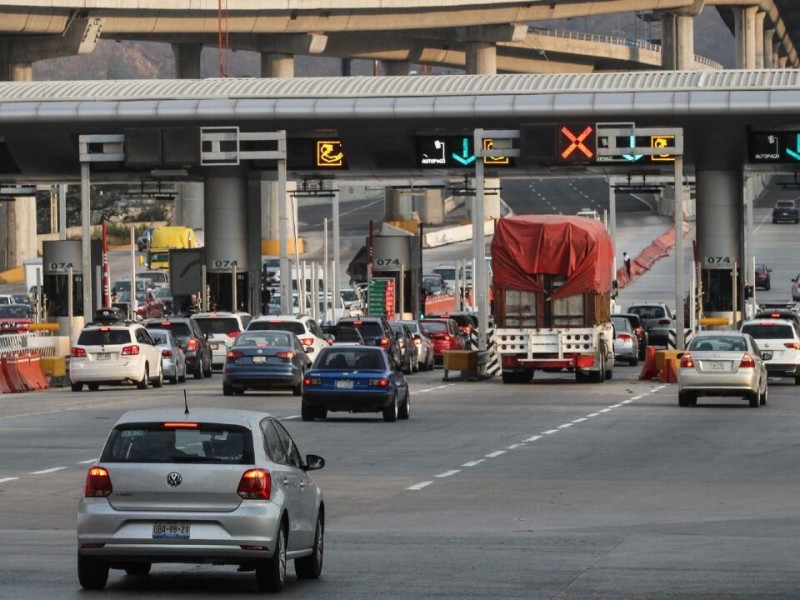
[1, 355, 29, 392]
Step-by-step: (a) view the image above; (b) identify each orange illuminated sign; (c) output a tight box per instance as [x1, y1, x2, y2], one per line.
[316, 140, 345, 168]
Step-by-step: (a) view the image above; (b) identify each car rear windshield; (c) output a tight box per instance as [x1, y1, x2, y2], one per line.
[0, 304, 31, 318]
[689, 336, 748, 351]
[350, 321, 384, 337]
[629, 306, 666, 319]
[194, 317, 242, 335]
[102, 424, 255, 464]
[317, 349, 385, 370]
[420, 320, 448, 333]
[77, 329, 132, 345]
[249, 321, 305, 335]
[775, 201, 795, 208]
[147, 322, 192, 338]
[741, 324, 796, 339]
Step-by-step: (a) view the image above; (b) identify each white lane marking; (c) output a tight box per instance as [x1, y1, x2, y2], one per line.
[586, 412, 601, 417]
[572, 418, 588, 423]
[462, 459, 484, 467]
[506, 443, 524, 450]
[525, 435, 542, 442]
[407, 481, 433, 491]
[418, 384, 454, 393]
[621, 399, 634, 404]
[434, 470, 460, 478]
[30, 467, 67, 475]
[0, 477, 19, 484]
[609, 404, 624, 408]
[557, 423, 573, 429]
[485, 451, 506, 458]
[77, 458, 98, 464]
[543, 429, 559, 434]
[599, 408, 612, 413]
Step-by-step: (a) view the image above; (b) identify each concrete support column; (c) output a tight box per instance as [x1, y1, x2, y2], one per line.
[417, 189, 445, 226]
[764, 28, 776, 68]
[171, 43, 202, 79]
[382, 61, 410, 76]
[384, 189, 413, 222]
[247, 176, 264, 314]
[675, 15, 695, 70]
[465, 42, 496, 75]
[174, 181, 205, 233]
[695, 169, 742, 318]
[260, 52, 298, 259]
[661, 13, 677, 70]
[735, 6, 759, 69]
[754, 11, 766, 68]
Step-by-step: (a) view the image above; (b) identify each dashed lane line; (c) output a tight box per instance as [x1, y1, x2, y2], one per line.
[406, 385, 666, 491]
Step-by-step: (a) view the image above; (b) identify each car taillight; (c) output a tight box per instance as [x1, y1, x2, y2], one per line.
[71, 347, 87, 357]
[618, 334, 632, 342]
[379, 337, 390, 348]
[369, 378, 389, 387]
[227, 331, 241, 339]
[226, 350, 243, 359]
[680, 353, 694, 368]
[785, 342, 800, 350]
[740, 353, 756, 368]
[300, 338, 314, 346]
[304, 376, 321, 386]
[237, 468, 272, 500]
[84, 466, 112, 498]
[121, 345, 140, 356]
[186, 339, 198, 352]
[275, 351, 295, 360]
[161, 349, 173, 358]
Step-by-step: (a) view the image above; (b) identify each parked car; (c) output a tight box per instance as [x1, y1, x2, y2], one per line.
[248, 315, 330, 357]
[191, 311, 252, 371]
[222, 330, 312, 396]
[754, 263, 771, 290]
[419, 317, 466, 365]
[626, 302, 674, 346]
[148, 328, 187, 384]
[739, 319, 800, 384]
[0, 303, 33, 334]
[70, 311, 164, 391]
[398, 320, 435, 371]
[143, 317, 213, 379]
[335, 317, 402, 367]
[678, 331, 769, 407]
[613, 312, 649, 360]
[77, 407, 325, 592]
[772, 199, 799, 223]
[610, 315, 638, 366]
[390, 321, 418, 374]
[301, 345, 410, 422]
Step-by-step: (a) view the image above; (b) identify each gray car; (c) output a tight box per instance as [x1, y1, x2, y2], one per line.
[148, 328, 187, 385]
[399, 320, 435, 371]
[677, 331, 770, 407]
[627, 302, 674, 346]
[77, 408, 325, 592]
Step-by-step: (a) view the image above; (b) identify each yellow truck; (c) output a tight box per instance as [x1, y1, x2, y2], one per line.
[147, 226, 197, 270]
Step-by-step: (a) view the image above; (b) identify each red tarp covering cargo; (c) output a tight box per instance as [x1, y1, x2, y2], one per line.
[491, 215, 614, 300]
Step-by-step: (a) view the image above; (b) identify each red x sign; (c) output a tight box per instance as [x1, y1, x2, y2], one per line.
[559, 124, 595, 161]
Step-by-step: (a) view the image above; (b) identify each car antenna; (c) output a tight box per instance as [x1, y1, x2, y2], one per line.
[184, 390, 190, 415]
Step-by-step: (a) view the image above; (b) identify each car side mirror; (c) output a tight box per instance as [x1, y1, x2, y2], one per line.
[304, 454, 325, 471]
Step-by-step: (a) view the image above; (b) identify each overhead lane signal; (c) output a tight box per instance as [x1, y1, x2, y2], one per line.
[749, 130, 800, 163]
[558, 124, 595, 162]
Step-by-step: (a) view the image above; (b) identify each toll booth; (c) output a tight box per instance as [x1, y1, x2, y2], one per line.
[43, 239, 100, 335]
[169, 248, 205, 315]
[370, 228, 422, 319]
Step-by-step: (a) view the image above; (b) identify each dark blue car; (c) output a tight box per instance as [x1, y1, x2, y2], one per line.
[301, 346, 410, 422]
[222, 331, 311, 396]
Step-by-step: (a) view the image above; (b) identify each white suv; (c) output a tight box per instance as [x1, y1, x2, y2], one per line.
[247, 315, 330, 357]
[740, 318, 800, 384]
[70, 309, 164, 391]
[190, 311, 252, 370]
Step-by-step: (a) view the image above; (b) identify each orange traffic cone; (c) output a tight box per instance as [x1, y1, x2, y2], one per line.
[639, 346, 657, 381]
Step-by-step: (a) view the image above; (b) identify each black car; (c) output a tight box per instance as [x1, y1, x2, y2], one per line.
[772, 199, 799, 224]
[143, 317, 213, 379]
[753, 309, 800, 331]
[335, 317, 402, 367]
[755, 263, 771, 290]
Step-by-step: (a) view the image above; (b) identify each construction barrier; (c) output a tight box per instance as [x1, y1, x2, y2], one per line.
[1, 355, 29, 393]
[424, 293, 456, 314]
[18, 352, 49, 391]
[658, 357, 680, 384]
[0, 363, 11, 393]
[638, 346, 658, 380]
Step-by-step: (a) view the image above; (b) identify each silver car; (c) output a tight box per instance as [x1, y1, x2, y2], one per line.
[677, 331, 770, 408]
[149, 329, 187, 385]
[399, 320, 435, 371]
[77, 408, 325, 592]
[611, 316, 638, 366]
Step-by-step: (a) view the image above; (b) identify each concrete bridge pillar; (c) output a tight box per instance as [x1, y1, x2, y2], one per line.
[754, 11, 767, 68]
[661, 13, 695, 70]
[764, 28, 776, 68]
[0, 60, 36, 271]
[382, 61, 410, 76]
[384, 188, 413, 222]
[417, 189, 445, 226]
[735, 6, 760, 69]
[171, 43, 205, 234]
[260, 52, 299, 261]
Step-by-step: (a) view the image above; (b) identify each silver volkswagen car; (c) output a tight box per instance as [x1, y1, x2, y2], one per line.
[77, 408, 325, 592]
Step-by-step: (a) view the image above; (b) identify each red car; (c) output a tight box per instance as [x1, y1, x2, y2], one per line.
[419, 318, 466, 364]
[0, 303, 33, 334]
[113, 290, 164, 320]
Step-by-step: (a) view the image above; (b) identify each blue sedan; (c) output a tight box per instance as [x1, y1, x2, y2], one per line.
[302, 346, 410, 422]
[222, 331, 312, 396]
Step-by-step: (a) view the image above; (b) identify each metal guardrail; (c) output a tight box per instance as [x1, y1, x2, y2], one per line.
[527, 27, 723, 70]
[0, 332, 58, 357]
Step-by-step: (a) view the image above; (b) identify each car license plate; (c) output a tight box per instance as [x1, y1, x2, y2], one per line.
[96, 353, 110, 361]
[210, 342, 219, 350]
[705, 360, 728, 371]
[335, 379, 354, 389]
[253, 356, 266, 363]
[152, 521, 190, 539]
